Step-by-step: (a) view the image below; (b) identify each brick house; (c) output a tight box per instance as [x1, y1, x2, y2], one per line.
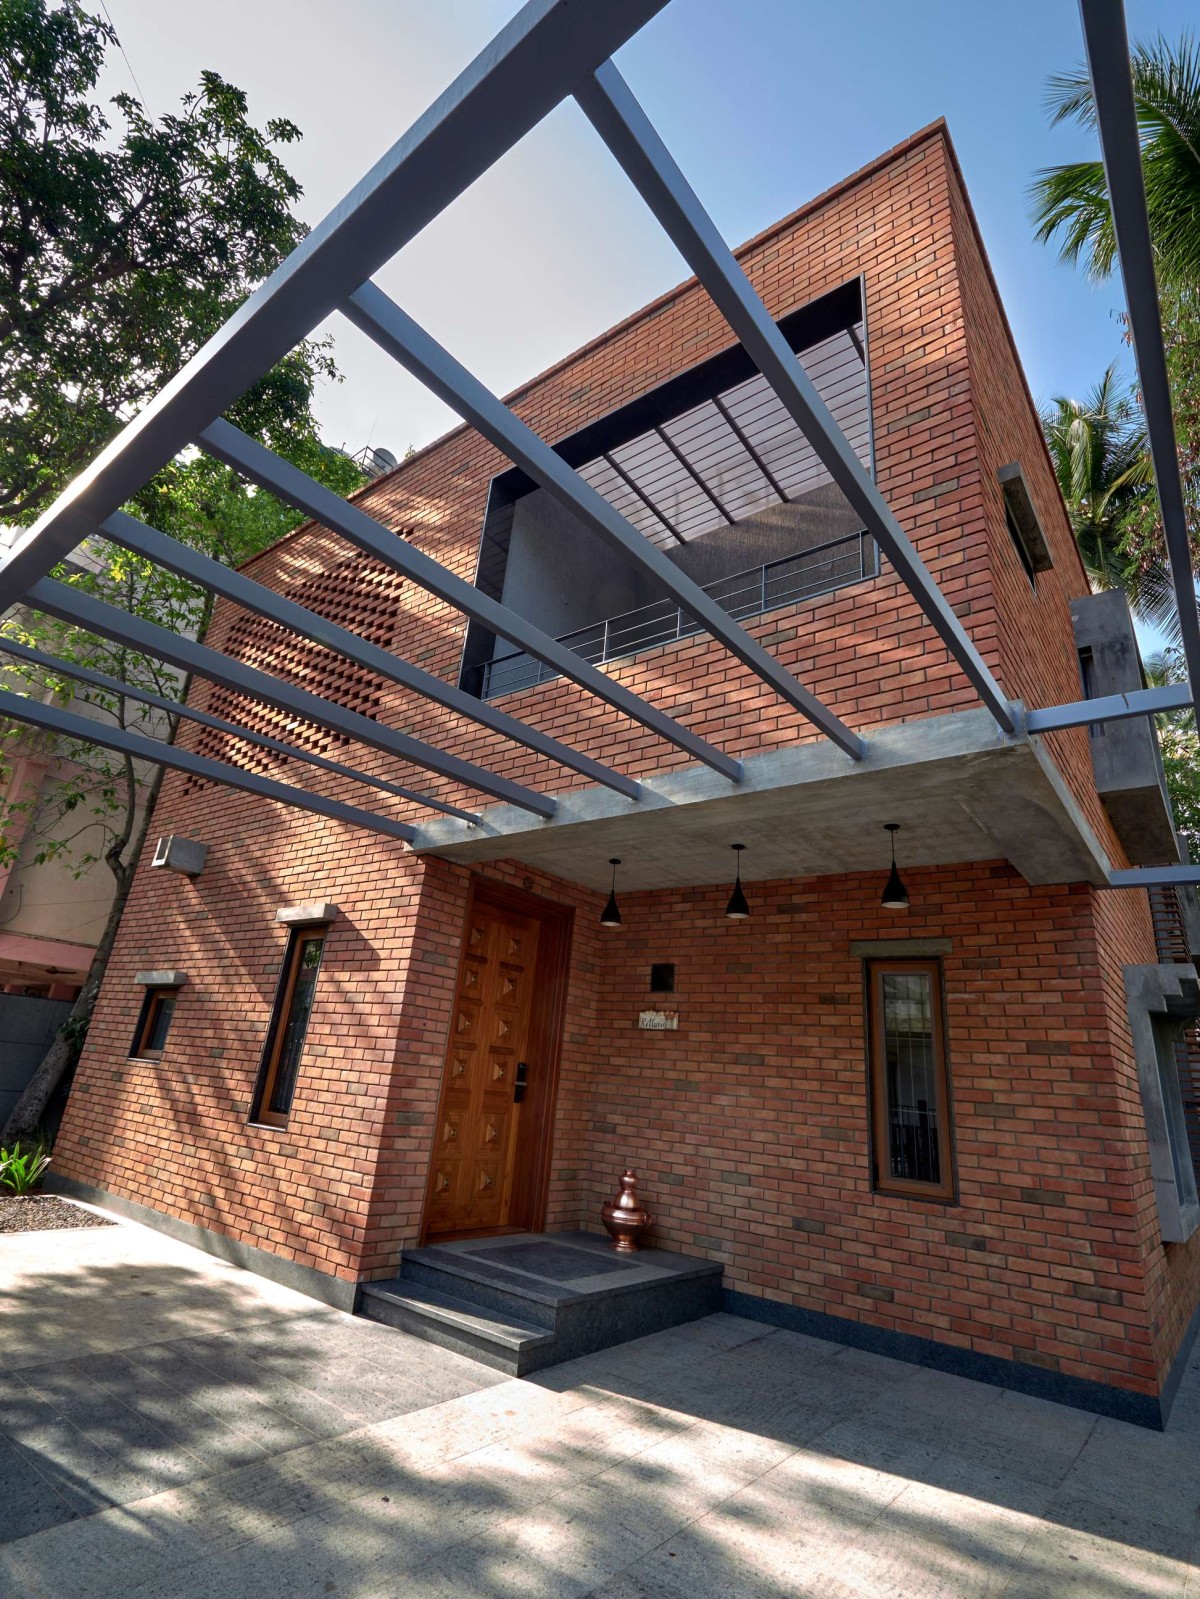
[48, 123, 1200, 1428]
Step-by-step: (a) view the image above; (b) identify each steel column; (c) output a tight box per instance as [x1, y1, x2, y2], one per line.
[102, 510, 640, 800]
[0, 636, 480, 822]
[0, 689, 415, 841]
[0, 0, 668, 610]
[1078, 0, 1200, 724]
[575, 60, 1018, 737]
[198, 418, 746, 781]
[341, 282, 866, 759]
[25, 578, 556, 817]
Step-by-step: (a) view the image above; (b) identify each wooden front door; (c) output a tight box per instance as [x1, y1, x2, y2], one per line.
[425, 884, 566, 1239]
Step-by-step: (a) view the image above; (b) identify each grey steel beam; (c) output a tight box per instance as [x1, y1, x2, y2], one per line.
[25, 578, 556, 817]
[0, 635, 480, 822]
[0, 0, 668, 610]
[102, 509, 641, 801]
[1078, 0, 1200, 724]
[0, 689, 415, 841]
[575, 60, 1019, 738]
[198, 418, 746, 781]
[1107, 866, 1200, 888]
[1026, 682, 1194, 733]
[341, 282, 866, 760]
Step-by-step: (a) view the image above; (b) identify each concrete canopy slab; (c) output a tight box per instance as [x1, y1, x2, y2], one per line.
[411, 709, 1112, 891]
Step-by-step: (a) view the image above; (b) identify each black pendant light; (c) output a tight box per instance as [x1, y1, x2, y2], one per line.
[725, 843, 750, 920]
[880, 823, 909, 910]
[599, 857, 623, 928]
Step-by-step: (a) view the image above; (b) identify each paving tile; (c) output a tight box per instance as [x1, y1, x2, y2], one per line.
[3, 1215, 1199, 1599]
[0, 1434, 79, 1545]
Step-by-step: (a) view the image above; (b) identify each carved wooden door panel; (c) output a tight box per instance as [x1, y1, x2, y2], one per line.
[426, 899, 541, 1236]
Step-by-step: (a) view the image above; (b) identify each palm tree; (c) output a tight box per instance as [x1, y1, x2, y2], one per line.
[1031, 33, 1200, 288]
[1040, 365, 1172, 624]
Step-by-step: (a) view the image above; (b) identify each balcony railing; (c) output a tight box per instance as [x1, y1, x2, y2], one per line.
[472, 528, 876, 700]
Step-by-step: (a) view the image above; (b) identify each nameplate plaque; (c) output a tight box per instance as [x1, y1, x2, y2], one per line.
[638, 1009, 679, 1031]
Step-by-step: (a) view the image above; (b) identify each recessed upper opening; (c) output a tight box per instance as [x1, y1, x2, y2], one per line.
[459, 279, 876, 699]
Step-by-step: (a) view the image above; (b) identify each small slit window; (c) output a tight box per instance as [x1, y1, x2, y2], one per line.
[130, 989, 178, 1061]
[1005, 501, 1038, 588]
[252, 927, 326, 1127]
[866, 958, 955, 1200]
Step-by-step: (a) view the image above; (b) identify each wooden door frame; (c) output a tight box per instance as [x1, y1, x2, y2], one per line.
[418, 875, 574, 1244]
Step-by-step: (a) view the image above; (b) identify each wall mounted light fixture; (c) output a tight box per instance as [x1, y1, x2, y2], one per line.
[725, 843, 750, 920]
[600, 857, 623, 928]
[880, 823, 909, 910]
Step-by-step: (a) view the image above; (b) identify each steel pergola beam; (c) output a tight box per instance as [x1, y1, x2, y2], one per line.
[1026, 682, 1194, 733]
[341, 281, 866, 760]
[102, 510, 641, 801]
[198, 418, 746, 781]
[0, 689, 416, 841]
[574, 60, 1019, 739]
[1107, 867, 1200, 889]
[24, 578, 557, 817]
[1078, 0, 1200, 725]
[0, 0, 668, 611]
[0, 636, 480, 822]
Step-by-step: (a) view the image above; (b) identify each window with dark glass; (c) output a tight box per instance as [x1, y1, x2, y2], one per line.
[253, 929, 326, 1127]
[866, 959, 954, 1199]
[130, 988, 178, 1060]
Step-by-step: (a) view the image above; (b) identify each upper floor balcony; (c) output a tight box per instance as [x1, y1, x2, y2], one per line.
[458, 280, 875, 702]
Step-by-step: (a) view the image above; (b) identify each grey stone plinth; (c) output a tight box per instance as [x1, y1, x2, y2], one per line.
[360, 1229, 723, 1376]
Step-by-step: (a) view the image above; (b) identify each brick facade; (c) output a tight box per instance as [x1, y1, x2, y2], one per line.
[53, 123, 1200, 1416]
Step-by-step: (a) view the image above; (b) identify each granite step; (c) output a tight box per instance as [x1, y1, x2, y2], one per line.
[358, 1279, 554, 1375]
[357, 1231, 723, 1376]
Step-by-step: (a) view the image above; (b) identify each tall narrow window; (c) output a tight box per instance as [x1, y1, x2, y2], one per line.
[130, 988, 178, 1061]
[866, 959, 954, 1199]
[253, 928, 326, 1127]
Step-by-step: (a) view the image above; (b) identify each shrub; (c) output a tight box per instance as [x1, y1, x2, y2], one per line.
[0, 1142, 52, 1196]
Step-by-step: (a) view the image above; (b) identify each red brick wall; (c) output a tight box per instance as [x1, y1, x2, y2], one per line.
[171, 124, 1112, 833]
[1089, 885, 1200, 1387]
[543, 863, 1160, 1398]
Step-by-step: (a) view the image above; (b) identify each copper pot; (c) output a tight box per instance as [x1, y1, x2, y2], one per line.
[601, 1169, 653, 1252]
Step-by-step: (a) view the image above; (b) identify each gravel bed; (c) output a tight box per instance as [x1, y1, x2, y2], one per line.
[0, 1195, 116, 1233]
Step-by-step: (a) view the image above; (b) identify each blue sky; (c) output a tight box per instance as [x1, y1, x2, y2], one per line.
[99, 0, 1194, 461]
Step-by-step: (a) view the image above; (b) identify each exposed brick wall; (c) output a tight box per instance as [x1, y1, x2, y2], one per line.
[52, 124, 1193, 1402]
[1089, 884, 1200, 1387]
[545, 863, 1160, 1397]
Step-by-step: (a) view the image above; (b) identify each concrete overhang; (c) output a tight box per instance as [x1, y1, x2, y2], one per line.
[411, 708, 1113, 893]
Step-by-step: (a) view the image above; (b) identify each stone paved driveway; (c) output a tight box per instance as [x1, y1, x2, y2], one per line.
[1, 1207, 1198, 1597]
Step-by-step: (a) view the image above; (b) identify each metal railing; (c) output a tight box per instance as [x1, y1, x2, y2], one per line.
[474, 528, 876, 700]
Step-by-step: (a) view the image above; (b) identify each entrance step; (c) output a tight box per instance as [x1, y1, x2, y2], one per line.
[357, 1229, 723, 1377]
[358, 1280, 554, 1373]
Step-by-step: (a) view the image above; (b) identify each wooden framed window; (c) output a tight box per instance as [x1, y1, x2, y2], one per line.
[130, 988, 178, 1061]
[252, 928, 326, 1127]
[866, 958, 955, 1200]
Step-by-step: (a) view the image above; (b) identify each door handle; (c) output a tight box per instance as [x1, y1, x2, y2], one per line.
[514, 1061, 529, 1104]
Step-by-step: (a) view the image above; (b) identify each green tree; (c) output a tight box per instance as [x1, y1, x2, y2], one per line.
[1031, 32, 1200, 624]
[0, 0, 363, 1140]
[1146, 651, 1200, 857]
[1030, 33, 1200, 288]
[1039, 364, 1170, 620]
